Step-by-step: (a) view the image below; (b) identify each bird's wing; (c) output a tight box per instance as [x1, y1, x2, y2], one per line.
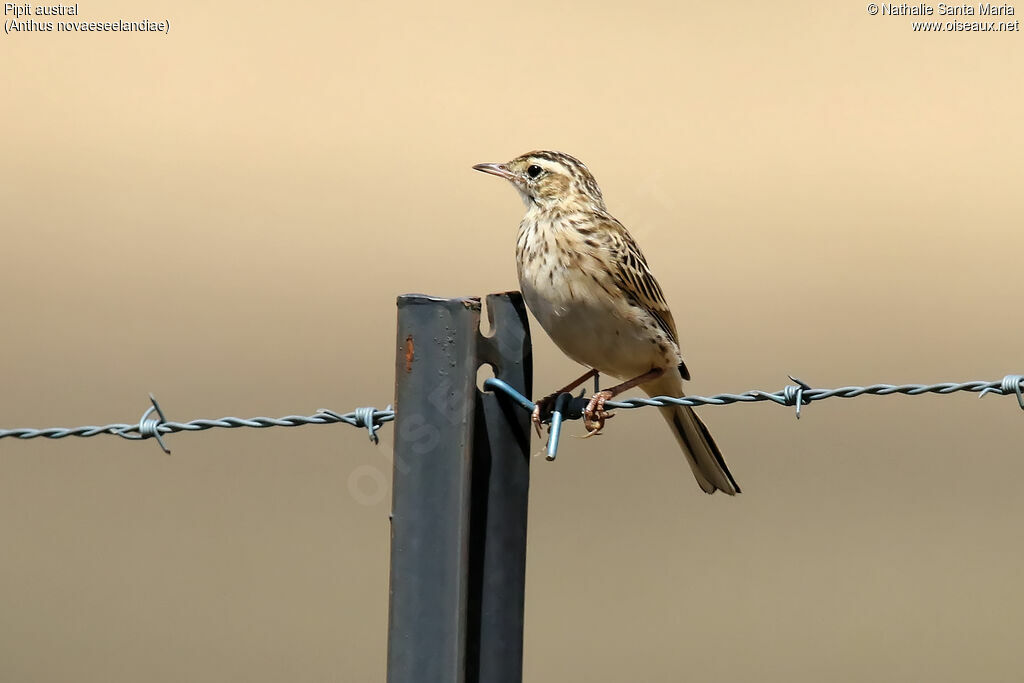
[599, 217, 690, 378]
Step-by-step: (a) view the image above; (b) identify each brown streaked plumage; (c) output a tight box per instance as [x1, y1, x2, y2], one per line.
[473, 150, 740, 495]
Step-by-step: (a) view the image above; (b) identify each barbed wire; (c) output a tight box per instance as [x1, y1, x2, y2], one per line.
[0, 394, 394, 453]
[482, 373, 1024, 460]
[1, 375, 1021, 457]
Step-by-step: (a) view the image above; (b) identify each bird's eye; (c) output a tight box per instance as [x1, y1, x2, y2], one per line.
[526, 165, 543, 179]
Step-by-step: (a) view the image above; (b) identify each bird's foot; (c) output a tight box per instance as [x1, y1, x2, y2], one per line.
[582, 390, 615, 437]
[531, 392, 560, 437]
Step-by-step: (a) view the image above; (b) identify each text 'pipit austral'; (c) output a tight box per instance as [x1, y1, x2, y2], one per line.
[474, 151, 740, 495]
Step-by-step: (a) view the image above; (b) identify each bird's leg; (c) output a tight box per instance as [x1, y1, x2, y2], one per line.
[583, 367, 666, 436]
[532, 368, 600, 436]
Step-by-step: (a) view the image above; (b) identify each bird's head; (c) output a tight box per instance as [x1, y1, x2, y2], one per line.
[473, 151, 605, 211]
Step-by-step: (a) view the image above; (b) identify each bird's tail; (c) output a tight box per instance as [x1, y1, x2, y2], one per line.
[641, 371, 740, 495]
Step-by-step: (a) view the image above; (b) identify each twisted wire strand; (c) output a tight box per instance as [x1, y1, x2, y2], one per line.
[482, 377, 1020, 412]
[480, 375, 1024, 461]
[603, 380, 1009, 409]
[0, 406, 395, 442]
[0, 375, 1021, 451]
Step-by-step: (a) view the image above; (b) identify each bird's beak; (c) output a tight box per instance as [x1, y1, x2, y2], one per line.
[472, 162, 516, 181]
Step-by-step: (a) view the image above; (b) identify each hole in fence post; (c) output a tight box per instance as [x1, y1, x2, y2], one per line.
[477, 362, 497, 393]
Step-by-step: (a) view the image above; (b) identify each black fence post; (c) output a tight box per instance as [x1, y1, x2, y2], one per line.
[387, 293, 532, 683]
[469, 293, 532, 683]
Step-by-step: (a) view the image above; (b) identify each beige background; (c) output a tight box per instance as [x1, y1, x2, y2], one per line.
[3, 1, 1024, 681]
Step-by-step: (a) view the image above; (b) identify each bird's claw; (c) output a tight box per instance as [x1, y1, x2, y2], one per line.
[534, 388, 614, 438]
[531, 403, 546, 438]
[583, 390, 614, 437]
[531, 392, 560, 437]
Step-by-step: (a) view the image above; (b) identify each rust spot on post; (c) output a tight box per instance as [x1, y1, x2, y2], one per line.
[404, 335, 415, 373]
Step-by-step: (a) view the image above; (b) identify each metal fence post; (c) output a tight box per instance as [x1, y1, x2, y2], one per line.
[468, 293, 532, 683]
[387, 293, 532, 683]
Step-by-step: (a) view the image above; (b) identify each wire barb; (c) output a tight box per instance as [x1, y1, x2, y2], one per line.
[979, 374, 1024, 410]
[113, 394, 171, 454]
[783, 376, 813, 419]
[323, 405, 392, 444]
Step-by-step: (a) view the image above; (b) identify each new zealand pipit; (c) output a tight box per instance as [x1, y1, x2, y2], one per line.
[473, 151, 740, 495]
